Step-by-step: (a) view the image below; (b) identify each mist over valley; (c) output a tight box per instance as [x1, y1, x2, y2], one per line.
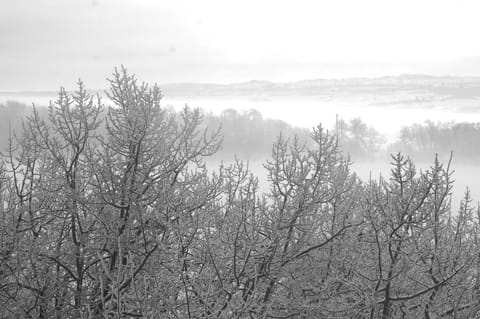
[2, 75, 480, 207]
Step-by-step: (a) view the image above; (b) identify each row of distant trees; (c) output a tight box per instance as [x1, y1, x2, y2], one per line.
[1, 68, 480, 318]
[4, 100, 480, 162]
[5, 101, 480, 162]
[390, 121, 480, 161]
[202, 108, 311, 159]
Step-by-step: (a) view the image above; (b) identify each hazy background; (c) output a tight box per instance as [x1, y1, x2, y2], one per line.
[2, 0, 480, 207]
[2, 0, 480, 90]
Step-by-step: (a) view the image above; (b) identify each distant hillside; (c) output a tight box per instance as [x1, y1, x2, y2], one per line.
[159, 74, 480, 98]
[3, 74, 480, 100]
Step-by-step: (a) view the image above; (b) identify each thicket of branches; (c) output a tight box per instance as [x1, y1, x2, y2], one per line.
[1, 68, 480, 318]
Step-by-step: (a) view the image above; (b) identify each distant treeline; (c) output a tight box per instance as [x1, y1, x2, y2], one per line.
[2, 100, 480, 162]
[0, 101, 32, 142]
[202, 108, 310, 159]
[390, 121, 480, 162]
[0, 101, 385, 161]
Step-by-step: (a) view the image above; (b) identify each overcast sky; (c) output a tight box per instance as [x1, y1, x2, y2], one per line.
[2, 0, 480, 90]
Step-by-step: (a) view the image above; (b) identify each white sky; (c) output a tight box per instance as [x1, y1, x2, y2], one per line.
[2, 0, 480, 90]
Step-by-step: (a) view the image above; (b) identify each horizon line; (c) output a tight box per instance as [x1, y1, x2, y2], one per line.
[2, 73, 480, 94]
